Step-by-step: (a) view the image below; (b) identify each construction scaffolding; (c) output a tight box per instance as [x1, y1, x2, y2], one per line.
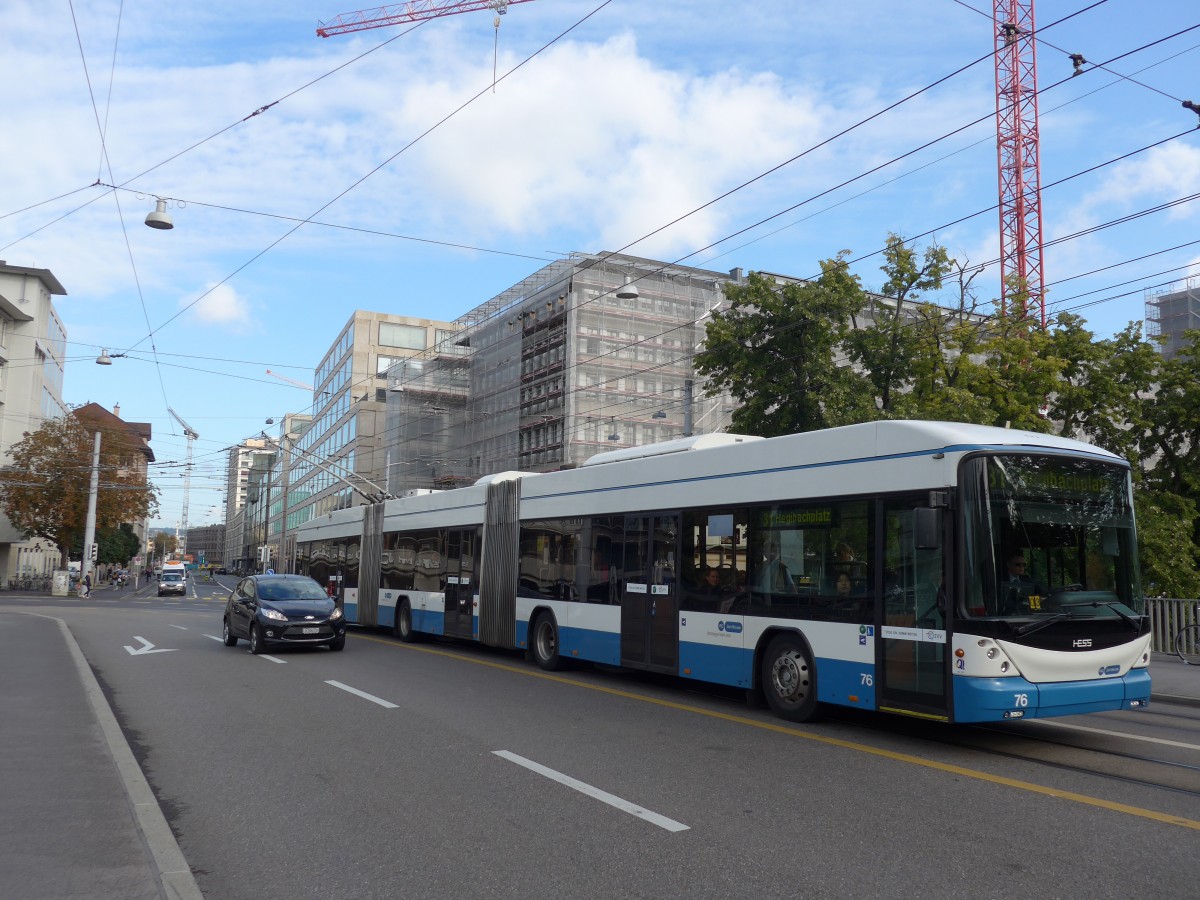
[1145, 277, 1200, 360]
[384, 252, 740, 493]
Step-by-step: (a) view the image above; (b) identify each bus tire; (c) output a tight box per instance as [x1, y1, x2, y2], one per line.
[531, 613, 563, 671]
[394, 599, 419, 643]
[760, 633, 819, 722]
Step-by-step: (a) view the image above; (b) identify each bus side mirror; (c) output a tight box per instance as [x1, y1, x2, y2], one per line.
[914, 508, 941, 549]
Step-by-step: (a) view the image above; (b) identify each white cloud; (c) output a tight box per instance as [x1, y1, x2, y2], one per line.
[185, 283, 252, 327]
[1079, 143, 1200, 221]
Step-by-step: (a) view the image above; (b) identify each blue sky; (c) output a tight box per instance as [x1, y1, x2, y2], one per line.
[2, 0, 1198, 532]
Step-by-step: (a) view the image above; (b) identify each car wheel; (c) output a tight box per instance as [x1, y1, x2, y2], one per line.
[249, 625, 265, 656]
[394, 600, 419, 643]
[222, 619, 238, 647]
[531, 613, 563, 671]
[760, 632, 820, 722]
[329, 635, 346, 651]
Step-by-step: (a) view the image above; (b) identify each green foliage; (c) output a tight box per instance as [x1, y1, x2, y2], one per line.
[1135, 491, 1200, 599]
[693, 257, 873, 436]
[0, 415, 158, 565]
[693, 236, 1200, 597]
[71, 524, 141, 566]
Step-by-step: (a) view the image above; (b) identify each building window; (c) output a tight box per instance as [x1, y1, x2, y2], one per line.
[379, 322, 427, 350]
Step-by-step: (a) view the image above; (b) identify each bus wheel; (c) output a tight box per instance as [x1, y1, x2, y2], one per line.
[394, 600, 419, 643]
[532, 614, 563, 671]
[761, 633, 818, 722]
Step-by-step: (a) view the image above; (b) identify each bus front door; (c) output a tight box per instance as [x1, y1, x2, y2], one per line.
[877, 501, 949, 720]
[620, 514, 679, 673]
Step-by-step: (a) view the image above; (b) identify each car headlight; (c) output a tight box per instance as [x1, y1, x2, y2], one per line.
[330, 606, 344, 620]
[260, 607, 288, 621]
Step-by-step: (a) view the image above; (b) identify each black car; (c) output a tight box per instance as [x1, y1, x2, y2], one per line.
[222, 574, 346, 654]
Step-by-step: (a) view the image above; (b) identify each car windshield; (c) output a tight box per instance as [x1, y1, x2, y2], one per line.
[258, 580, 327, 601]
[961, 453, 1143, 620]
[163, 574, 183, 582]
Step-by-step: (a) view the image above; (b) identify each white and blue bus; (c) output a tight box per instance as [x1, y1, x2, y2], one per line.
[294, 421, 1151, 724]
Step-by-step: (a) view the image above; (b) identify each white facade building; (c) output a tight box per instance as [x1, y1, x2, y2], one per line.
[0, 261, 68, 582]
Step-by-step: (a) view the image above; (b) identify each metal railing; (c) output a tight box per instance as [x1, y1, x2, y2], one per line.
[1146, 597, 1199, 653]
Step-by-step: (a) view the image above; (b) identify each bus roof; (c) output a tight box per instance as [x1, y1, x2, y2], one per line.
[581, 433, 764, 467]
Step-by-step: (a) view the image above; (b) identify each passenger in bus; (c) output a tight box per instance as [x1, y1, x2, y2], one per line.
[834, 571, 853, 598]
[754, 539, 794, 593]
[698, 566, 723, 593]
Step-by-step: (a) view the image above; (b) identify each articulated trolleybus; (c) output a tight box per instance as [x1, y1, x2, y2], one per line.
[295, 421, 1150, 724]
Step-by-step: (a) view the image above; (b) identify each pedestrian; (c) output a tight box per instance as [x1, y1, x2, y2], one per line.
[81, 573, 91, 598]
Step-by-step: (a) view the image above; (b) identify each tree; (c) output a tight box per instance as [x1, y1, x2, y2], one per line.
[843, 234, 953, 416]
[151, 530, 179, 557]
[0, 415, 158, 567]
[71, 524, 141, 567]
[694, 256, 873, 436]
[1134, 490, 1200, 599]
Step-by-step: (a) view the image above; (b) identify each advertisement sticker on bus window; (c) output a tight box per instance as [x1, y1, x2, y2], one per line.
[627, 583, 648, 594]
[651, 585, 669, 595]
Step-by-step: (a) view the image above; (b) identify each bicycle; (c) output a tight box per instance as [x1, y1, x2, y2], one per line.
[1175, 603, 1200, 665]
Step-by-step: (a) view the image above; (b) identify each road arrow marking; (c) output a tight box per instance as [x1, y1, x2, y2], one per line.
[123, 636, 177, 656]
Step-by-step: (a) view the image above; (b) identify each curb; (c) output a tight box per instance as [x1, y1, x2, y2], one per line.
[42, 614, 204, 900]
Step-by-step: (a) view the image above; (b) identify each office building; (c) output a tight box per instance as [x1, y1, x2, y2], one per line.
[384, 252, 740, 493]
[275, 312, 454, 535]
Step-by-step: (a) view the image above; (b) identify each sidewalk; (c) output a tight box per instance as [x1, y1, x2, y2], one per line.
[0, 610, 202, 900]
[1148, 651, 1200, 708]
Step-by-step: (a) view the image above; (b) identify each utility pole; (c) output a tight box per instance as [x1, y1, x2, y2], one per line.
[82, 431, 101, 587]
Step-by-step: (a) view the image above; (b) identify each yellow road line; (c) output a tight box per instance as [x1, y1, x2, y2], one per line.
[353, 632, 1200, 832]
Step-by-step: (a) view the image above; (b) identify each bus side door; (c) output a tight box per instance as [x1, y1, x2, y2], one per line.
[443, 528, 476, 639]
[620, 514, 680, 673]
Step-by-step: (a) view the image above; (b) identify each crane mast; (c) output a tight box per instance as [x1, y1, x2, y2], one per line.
[993, 0, 1046, 325]
[317, 0, 535, 37]
[167, 408, 199, 563]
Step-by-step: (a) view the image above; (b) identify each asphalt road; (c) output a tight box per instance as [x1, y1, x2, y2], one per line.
[4, 580, 1199, 899]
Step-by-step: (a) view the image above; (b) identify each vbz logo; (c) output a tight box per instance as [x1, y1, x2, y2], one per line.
[1073, 639, 1092, 648]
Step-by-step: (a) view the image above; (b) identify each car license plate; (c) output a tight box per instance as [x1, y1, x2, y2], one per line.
[302, 627, 319, 634]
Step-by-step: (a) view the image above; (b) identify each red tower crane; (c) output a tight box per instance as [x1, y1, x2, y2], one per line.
[993, 0, 1046, 325]
[317, 0, 536, 38]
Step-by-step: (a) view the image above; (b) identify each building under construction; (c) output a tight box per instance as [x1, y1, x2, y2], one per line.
[384, 252, 742, 493]
[1145, 277, 1200, 361]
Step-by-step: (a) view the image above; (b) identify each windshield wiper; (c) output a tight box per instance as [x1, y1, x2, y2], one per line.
[1013, 613, 1068, 637]
[1088, 601, 1142, 632]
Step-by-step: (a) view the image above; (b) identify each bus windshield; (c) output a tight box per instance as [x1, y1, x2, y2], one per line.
[960, 453, 1143, 621]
